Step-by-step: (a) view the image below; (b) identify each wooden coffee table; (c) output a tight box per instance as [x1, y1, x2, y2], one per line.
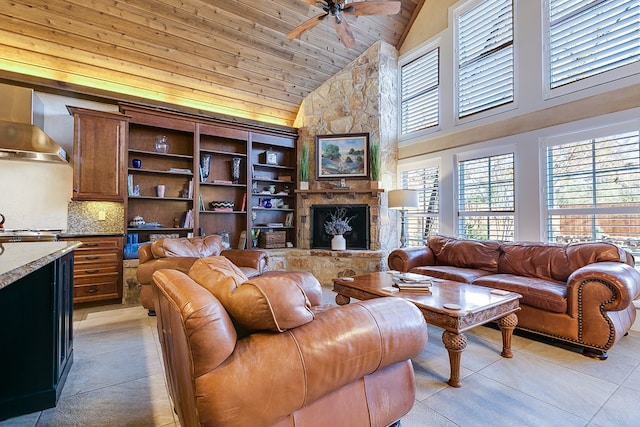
[332, 272, 521, 387]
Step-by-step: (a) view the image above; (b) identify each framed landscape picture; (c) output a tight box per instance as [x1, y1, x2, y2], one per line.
[315, 133, 369, 180]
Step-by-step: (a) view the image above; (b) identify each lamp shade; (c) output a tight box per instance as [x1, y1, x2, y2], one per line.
[388, 189, 419, 209]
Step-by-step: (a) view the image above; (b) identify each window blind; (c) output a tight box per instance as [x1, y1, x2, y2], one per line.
[458, 153, 515, 241]
[549, 0, 640, 88]
[457, 0, 514, 117]
[546, 131, 640, 255]
[400, 165, 440, 246]
[401, 48, 439, 135]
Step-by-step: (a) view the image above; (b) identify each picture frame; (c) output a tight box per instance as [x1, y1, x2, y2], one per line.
[315, 133, 369, 180]
[284, 212, 294, 227]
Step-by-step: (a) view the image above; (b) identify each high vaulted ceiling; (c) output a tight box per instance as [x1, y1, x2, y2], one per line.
[0, 0, 424, 127]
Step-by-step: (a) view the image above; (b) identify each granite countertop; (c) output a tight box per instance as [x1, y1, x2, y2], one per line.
[0, 241, 82, 290]
[59, 232, 126, 238]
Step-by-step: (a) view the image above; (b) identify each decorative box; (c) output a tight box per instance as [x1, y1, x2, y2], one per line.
[258, 231, 286, 249]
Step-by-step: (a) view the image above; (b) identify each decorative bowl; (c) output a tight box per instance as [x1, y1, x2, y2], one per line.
[210, 201, 234, 210]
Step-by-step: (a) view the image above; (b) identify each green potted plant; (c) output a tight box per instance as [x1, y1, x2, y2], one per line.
[369, 142, 381, 189]
[299, 142, 310, 190]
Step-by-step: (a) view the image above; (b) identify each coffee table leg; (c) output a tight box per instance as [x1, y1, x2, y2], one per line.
[335, 294, 351, 305]
[442, 330, 467, 388]
[497, 313, 518, 358]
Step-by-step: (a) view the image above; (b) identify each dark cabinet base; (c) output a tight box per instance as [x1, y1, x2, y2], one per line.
[0, 252, 74, 421]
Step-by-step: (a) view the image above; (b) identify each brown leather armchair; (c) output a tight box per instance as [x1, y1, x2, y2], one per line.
[137, 235, 267, 315]
[152, 257, 428, 427]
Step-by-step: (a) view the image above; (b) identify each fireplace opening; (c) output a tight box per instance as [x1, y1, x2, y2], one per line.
[310, 204, 370, 250]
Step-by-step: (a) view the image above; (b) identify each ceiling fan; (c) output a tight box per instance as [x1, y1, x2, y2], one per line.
[287, 1, 402, 49]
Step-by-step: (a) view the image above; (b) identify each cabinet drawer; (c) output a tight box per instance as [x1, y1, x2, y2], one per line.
[74, 252, 120, 264]
[73, 270, 119, 284]
[74, 281, 119, 300]
[76, 238, 122, 251]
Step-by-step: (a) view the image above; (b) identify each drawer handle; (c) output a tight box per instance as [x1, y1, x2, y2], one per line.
[84, 243, 100, 247]
[85, 269, 100, 274]
[86, 256, 101, 260]
[85, 288, 98, 294]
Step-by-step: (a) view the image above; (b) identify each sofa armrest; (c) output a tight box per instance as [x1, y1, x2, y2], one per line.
[566, 262, 640, 317]
[221, 249, 268, 273]
[137, 243, 154, 264]
[137, 257, 200, 285]
[388, 246, 435, 272]
[195, 297, 427, 426]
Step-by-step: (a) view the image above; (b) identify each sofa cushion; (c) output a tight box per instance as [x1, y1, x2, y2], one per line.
[498, 242, 572, 282]
[409, 265, 493, 283]
[151, 235, 224, 259]
[428, 235, 500, 272]
[566, 242, 630, 271]
[472, 274, 567, 313]
[188, 257, 314, 332]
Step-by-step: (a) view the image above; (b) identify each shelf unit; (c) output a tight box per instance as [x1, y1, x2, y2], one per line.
[197, 123, 248, 245]
[125, 112, 196, 243]
[250, 133, 297, 247]
[120, 104, 298, 248]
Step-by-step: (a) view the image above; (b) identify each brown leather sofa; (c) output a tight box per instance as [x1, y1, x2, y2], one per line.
[137, 235, 268, 315]
[152, 256, 428, 427]
[388, 235, 640, 359]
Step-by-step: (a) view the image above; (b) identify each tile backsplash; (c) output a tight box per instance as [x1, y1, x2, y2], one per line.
[67, 201, 124, 233]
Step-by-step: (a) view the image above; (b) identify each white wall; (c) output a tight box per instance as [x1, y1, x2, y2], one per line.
[0, 92, 117, 230]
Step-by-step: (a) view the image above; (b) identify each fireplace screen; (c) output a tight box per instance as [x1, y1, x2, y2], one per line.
[310, 204, 370, 250]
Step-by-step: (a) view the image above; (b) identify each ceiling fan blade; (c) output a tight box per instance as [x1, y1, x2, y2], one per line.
[333, 16, 356, 48]
[301, 0, 328, 7]
[287, 13, 327, 40]
[344, 1, 402, 16]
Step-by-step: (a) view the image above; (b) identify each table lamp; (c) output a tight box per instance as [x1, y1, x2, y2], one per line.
[388, 189, 419, 247]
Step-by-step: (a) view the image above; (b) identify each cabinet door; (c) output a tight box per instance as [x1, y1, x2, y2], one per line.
[54, 252, 74, 385]
[70, 107, 128, 201]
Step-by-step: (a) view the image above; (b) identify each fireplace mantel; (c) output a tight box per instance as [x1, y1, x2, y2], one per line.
[295, 189, 384, 199]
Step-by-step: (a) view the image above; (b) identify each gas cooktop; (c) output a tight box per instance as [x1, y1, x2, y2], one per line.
[0, 229, 61, 242]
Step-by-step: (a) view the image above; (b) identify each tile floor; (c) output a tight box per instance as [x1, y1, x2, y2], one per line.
[1, 289, 639, 427]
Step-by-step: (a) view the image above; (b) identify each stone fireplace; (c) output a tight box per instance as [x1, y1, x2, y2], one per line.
[310, 204, 370, 250]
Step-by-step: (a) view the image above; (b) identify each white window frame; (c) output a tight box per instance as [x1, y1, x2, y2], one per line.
[540, 120, 640, 255]
[398, 39, 441, 141]
[398, 158, 441, 246]
[543, 0, 640, 100]
[453, 0, 517, 122]
[456, 145, 516, 241]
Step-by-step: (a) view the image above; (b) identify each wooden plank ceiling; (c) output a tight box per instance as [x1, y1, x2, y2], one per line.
[0, 0, 423, 127]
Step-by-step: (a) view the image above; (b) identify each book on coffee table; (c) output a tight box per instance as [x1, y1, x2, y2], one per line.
[392, 279, 432, 293]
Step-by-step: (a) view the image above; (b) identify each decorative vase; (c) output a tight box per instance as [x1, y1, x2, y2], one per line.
[231, 157, 241, 184]
[155, 135, 169, 153]
[201, 154, 211, 182]
[262, 198, 272, 208]
[300, 181, 309, 190]
[331, 234, 346, 250]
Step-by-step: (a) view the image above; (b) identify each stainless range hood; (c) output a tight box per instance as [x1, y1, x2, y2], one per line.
[0, 83, 69, 164]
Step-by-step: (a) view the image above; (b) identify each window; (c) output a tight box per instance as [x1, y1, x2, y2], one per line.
[400, 47, 439, 135]
[399, 164, 440, 246]
[545, 129, 640, 257]
[458, 152, 515, 241]
[456, 0, 514, 118]
[548, 0, 640, 89]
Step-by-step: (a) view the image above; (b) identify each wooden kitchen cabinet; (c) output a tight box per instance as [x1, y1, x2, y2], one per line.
[68, 106, 129, 201]
[62, 236, 124, 304]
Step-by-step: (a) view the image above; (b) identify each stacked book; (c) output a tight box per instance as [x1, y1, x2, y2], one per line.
[391, 272, 433, 293]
